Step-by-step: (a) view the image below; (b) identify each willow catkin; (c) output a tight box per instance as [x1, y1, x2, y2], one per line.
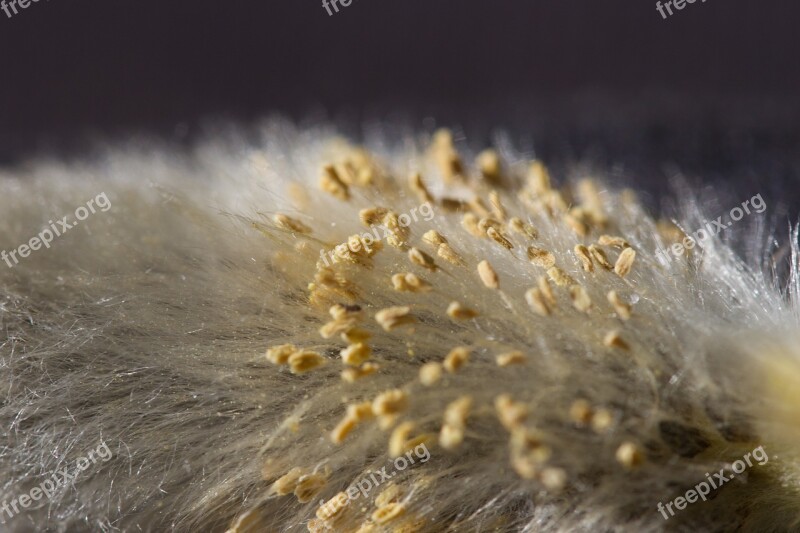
[0, 124, 797, 533]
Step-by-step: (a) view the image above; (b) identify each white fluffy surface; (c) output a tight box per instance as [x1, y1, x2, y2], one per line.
[0, 122, 798, 532]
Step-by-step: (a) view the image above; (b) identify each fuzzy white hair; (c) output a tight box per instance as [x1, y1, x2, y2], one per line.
[0, 122, 798, 533]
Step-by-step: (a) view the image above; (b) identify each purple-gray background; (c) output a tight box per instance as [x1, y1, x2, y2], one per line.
[0, 0, 798, 216]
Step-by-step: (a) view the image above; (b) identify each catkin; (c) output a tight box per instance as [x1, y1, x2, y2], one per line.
[478, 260, 500, 289]
[614, 248, 636, 278]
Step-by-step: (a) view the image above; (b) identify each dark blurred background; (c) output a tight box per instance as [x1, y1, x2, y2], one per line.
[0, 0, 799, 211]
